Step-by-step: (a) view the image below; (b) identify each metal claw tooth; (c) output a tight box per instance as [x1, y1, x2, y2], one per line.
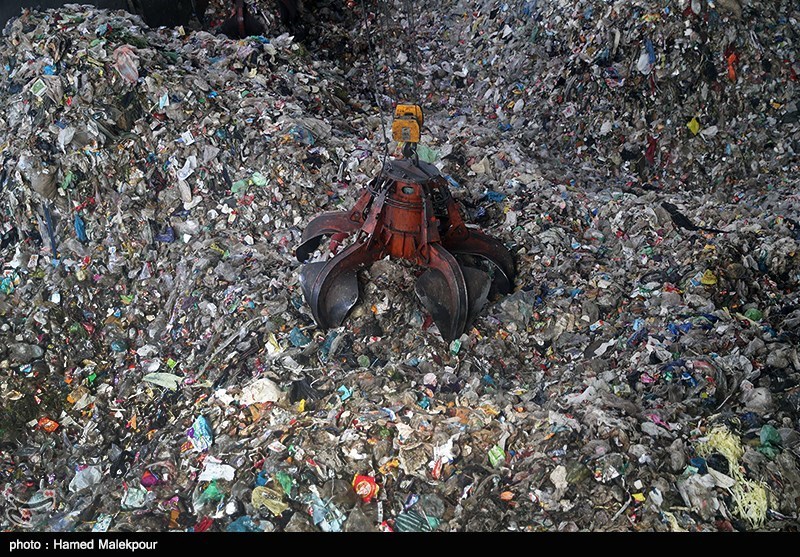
[443, 229, 516, 294]
[414, 244, 470, 342]
[295, 211, 361, 263]
[299, 261, 355, 327]
[415, 261, 490, 341]
[461, 264, 492, 323]
[300, 241, 378, 329]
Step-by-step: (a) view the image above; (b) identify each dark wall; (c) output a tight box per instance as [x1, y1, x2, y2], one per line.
[1, 1, 127, 30]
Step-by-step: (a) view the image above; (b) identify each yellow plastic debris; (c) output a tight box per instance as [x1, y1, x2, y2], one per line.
[697, 426, 744, 463]
[687, 117, 701, 135]
[696, 426, 769, 528]
[700, 270, 718, 285]
[732, 480, 769, 528]
[265, 332, 281, 355]
[251, 486, 288, 516]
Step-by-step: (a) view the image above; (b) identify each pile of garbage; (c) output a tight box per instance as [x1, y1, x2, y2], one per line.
[0, 0, 798, 532]
[384, 0, 799, 192]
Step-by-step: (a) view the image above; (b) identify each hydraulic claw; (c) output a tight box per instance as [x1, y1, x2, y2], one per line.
[295, 105, 516, 341]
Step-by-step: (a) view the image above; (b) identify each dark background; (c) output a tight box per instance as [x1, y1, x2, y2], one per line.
[0, 1, 127, 30]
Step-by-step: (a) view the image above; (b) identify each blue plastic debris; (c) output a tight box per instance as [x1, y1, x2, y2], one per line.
[155, 226, 175, 243]
[226, 516, 264, 532]
[289, 124, 315, 145]
[484, 190, 507, 202]
[320, 330, 338, 361]
[74, 214, 88, 243]
[645, 38, 656, 65]
[289, 327, 311, 347]
[187, 415, 213, 452]
[627, 327, 648, 346]
[445, 175, 461, 189]
[337, 385, 352, 401]
[689, 457, 708, 474]
[680, 371, 698, 387]
[302, 491, 345, 532]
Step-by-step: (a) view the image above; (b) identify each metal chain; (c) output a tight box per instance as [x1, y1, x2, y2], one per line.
[402, 0, 421, 105]
[358, 0, 423, 164]
[359, 0, 390, 167]
[377, 0, 398, 101]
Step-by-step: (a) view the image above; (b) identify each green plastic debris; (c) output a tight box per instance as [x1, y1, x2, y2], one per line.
[275, 471, 293, 497]
[61, 171, 75, 190]
[415, 144, 439, 163]
[565, 461, 591, 485]
[30, 78, 47, 97]
[251, 172, 268, 186]
[394, 510, 439, 532]
[758, 424, 782, 458]
[231, 180, 249, 194]
[121, 485, 148, 510]
[488, 444, 505, 467]
[744, 308, 763, 322]
[198, 480, 223, 504]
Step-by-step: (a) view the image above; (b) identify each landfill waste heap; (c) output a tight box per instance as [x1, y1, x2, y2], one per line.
[0, 0, 799, 533]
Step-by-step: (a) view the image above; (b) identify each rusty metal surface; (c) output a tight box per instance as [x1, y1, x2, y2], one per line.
[297, 160, 515, 341]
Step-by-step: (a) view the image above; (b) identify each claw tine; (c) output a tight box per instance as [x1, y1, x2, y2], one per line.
[296, 239, 323, 266]
[461, 265, 492, 322]
[300, 241, 377, 329]
[299, 261, 336, 325]
[296, 211, 361, 263]
[414, 245, 469, 342]
[444, 230, 515, 294]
